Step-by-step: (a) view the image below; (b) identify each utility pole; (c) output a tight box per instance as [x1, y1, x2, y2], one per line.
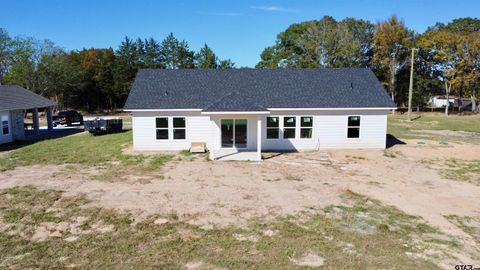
[407, 48, 416, 121]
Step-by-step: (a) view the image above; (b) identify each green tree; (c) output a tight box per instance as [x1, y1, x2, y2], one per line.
[218, 59, 235, 69]
[0, 28, 15, 84]
[256, 16, 374, 68]
[195, 43, 218, 68]
[371, 16, 412, 103]
[418, 18, 480, 114]
[160, 33, 194, 69]
[113, 36, 140, 107]
[143, 37, 162, 68]
[37, 49, 82, 107]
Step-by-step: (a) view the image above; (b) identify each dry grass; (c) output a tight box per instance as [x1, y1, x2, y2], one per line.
[0, 186, 443, 269]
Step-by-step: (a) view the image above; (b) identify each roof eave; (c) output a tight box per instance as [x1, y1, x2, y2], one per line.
[201, 111, 271, 115]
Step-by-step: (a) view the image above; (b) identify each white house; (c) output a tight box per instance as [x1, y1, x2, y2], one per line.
[428, 95, 456, 108]
[124, 68, 396, 161]
[0, 85, 55, 145]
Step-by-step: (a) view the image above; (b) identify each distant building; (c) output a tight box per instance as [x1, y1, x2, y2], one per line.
[0, 85, 55, 144]
[428, 95, 457, 108]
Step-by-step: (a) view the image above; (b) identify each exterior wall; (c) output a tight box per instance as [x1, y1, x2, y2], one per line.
[131, 111, 213, 151]
[10, 110, 25, 141]
[262, 110, 388, 150]
[0, 111, 13, 144]
[209, 115, 259, 150]
[130, 110, 389, 152]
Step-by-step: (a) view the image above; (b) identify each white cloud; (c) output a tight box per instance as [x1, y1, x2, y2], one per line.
[250, 5, 299, 13]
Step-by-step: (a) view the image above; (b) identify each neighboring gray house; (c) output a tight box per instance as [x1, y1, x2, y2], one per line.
[124, 68, 396, 160]
[0, 85, 55, 144]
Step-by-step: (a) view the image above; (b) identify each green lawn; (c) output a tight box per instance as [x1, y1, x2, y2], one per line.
[387, 113, 480, 142]
[0, 186, 443, 269]
[0, 131, 174, 177]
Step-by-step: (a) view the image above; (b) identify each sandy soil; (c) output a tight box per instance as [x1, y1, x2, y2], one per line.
[1, 138, 480, 266]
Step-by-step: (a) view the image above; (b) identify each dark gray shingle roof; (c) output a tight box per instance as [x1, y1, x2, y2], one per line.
[124, 68, 396, 111]
[0, 85, 55, 111]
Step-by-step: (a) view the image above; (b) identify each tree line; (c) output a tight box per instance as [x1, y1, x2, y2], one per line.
[1, 16, 479, 112]
[257, 16, 480, 111]
[0, 31, 234, 112]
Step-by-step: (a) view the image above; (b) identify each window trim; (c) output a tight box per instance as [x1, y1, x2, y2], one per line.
[155, 116, 188, 141]
[346, 115, 361, 139]
[155, 117, 169, 140]
[172, 117, 187, 140]
[299, 116, 313, 140]
[282, 116, 296, 139]
[2, 120, 9, 136]
[220, 118, 248, 149]
[265, 116, 314, 140]
[266, 116, 280, 140]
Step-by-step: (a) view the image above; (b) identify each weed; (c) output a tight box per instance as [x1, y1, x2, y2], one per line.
[179, 149, 192, 156]
[440, 159, 480, 185]
[0, 186, 441, 269]
[383, 151, 396, 158]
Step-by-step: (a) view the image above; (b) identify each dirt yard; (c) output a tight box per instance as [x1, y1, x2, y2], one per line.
[1, 136, 480, 268]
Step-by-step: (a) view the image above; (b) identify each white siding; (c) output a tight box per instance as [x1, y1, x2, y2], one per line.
[0, 111, 13, 145]
[131, 111, 213, 151]
[262, 110, 388, 150]
[209, 115, 259, 150]
[130, 110, 388, 152]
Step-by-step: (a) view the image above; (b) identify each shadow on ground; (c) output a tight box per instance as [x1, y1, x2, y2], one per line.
[386, 134, 406, 149]
[0, 127, 85, 152]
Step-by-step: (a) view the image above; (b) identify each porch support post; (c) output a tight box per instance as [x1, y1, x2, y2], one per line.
[32, 108, 40, 135]
[46, 106, 53, 130]
[257, 116, 262, 160]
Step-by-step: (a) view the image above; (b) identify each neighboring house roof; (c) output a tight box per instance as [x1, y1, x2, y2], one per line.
[430, 95, 458, 100]
[124, 68, 396, 111]
[0, 85, 55, 111]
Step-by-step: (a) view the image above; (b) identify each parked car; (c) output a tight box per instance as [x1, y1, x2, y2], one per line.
[53, 110, 84, 127]
[84, 117, 123, 135]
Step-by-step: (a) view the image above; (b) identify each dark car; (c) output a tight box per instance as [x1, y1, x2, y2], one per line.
[53, 110, 84, 127]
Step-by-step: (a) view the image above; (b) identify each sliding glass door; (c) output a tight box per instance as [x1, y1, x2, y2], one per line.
[221, 119, 247, 148]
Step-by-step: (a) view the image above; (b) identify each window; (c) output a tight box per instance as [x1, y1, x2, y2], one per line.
[156, 117, 169, 140]
[266, 117, 279, 139]
[173, 117, 186, 140]
[283, 116, 296, 139]
[347, 116, 360, 138]
[2, 120, 8, 135]
[300, 116, 313, 139]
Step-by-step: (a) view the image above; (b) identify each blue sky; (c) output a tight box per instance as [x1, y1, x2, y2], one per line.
[1, 0, 479, 67]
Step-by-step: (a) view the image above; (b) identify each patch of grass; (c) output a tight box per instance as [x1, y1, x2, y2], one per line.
[179, 149, 192, 156]
[0, 132, 175, 182]
[439, 159, 480, 185]
[446, 215, 480, 245]
[388, 114, 480, 142]
[148, 154, 174, 169]
[0, 186, 441, 269]
[0, 132, 133, 171]
[285, 174, 303, 181]
[383, 150, 396, 158]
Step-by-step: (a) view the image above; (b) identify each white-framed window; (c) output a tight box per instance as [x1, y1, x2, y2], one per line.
[347, 116, 361, 138]
[300, 116, 313, 139]
[266, 116, 279, 139]
[283, 116, 296, 139]
[156, 117, 187, 140]
[266, 116, 314, 140]
[2, 120, 9, 135]
[156, 117, 169, 140]
[173, 117, 186, 140]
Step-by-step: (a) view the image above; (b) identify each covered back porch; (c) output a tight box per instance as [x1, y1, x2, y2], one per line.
[204, 112, 266, 161]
